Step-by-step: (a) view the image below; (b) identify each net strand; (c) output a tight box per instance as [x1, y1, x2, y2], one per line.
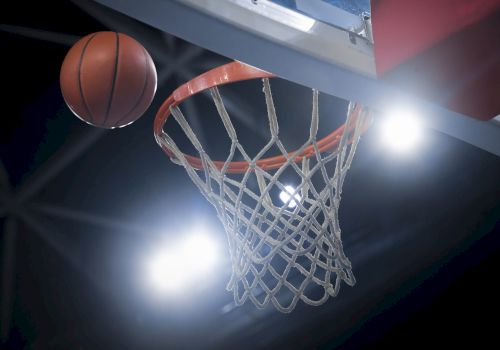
[157, 79, 368, 313]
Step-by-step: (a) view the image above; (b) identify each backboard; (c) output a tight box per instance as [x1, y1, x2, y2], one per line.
[93, 0, 500, 156]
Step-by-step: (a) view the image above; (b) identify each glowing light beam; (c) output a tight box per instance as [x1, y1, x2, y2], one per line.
[380, 109, 423, 153]
[144, 231, 219, 296]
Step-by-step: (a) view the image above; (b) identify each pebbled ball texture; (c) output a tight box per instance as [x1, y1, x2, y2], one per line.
[60, 32, 157, 129]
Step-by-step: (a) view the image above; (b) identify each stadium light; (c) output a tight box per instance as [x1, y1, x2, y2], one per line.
[380, 108, 423, 153]
[144, 229, 219, 296]
[279, 185, 301, 208]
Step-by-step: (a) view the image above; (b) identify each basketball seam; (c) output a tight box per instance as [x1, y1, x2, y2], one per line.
[114, 46, 150, 126]
[78, 33, 98, 124]
[103, 32, 120, 126]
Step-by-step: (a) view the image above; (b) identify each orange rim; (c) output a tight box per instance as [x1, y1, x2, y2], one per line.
[154, 61, 367, 174]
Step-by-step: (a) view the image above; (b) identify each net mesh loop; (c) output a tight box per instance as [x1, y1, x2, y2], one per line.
[156, 78, 369, 312]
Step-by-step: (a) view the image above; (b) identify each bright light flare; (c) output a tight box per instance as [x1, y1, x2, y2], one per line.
[144, 232, 219, 296]
[380, 109, 423, 153]
[279, 185, 301, 208]
[181, 234, 218, 273]
[147, 252, 187, 294]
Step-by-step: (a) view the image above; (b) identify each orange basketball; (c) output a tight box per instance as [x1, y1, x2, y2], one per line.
[60, 32, 157, 129]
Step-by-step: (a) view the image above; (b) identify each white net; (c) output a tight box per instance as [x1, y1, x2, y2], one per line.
[155, 78, 369, 312]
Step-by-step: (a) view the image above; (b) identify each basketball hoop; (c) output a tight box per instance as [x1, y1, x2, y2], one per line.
[154, 61, 372, 312]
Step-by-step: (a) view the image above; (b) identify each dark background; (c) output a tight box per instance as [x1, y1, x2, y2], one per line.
[1, 1, 499, 349]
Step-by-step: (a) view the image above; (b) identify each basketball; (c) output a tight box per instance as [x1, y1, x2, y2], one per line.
[60, 31, 157, 129]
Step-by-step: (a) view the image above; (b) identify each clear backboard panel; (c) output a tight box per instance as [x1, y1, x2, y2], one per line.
[269, 0, 371, 32]
[271, 0, 371, 18]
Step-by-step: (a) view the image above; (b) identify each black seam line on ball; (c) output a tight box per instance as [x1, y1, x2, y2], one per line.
[103, 32, 120, 126]
[114, 46, 150, 127]
[78, 33, 98, 123]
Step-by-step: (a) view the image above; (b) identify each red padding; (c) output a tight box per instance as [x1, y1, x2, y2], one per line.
[371, 0, 500, 120]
